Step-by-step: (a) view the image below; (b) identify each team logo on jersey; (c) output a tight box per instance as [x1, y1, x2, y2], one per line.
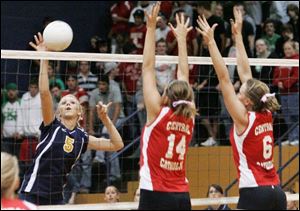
[63, 136, 74, 153]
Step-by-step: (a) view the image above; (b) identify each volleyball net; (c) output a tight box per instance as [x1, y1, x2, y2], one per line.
[1, 50, 299, 209]
[37, 194, 299, 210]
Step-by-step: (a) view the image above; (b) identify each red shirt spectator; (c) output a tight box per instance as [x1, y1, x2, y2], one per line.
[166, 29, 198, 56]
[129, 9, 147, 54]
[117, 62, 142, 96]
[273, 53, 299, 95]
[110, 1, 133, 36]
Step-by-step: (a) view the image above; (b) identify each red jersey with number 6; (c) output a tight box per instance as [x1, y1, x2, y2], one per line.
[140, 107, 194, 192]
[230, 111, 280, 188]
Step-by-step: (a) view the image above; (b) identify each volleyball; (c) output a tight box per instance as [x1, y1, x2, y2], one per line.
[43, 20, 73, 51]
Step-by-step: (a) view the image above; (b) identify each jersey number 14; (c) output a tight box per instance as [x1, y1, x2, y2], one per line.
[165, 134, 186, 160]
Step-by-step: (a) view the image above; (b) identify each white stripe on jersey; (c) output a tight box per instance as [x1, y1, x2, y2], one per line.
[140, 107, 170, 191]
[233, 112, 258, 188]
[35, 133, 50, 150]
[24, 126, 61, 192]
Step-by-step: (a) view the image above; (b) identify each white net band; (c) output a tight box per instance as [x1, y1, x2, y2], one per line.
[38, 193, 299, 210]
[1, 50, 299, 67]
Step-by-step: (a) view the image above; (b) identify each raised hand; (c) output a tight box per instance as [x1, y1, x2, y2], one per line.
[230, 6, 243, 35]
[29, 32, 48, 51]
[196, 15, 218, 45]
[145, 1, 161, 29]
[96, 101, 112, 120]
[169, 13, 193, 41]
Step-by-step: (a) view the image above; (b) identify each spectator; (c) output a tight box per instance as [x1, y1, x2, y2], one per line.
[77, 61, 98, 95]
[275, 24, 296, 58]
[129, 9, 147, 54]
[287, 4, 299, 42]
[91, 38, 111, 74]
[171, 2, 194, 26]
[197, 2, 226, 55]
[1, 152, 37, 210]
[49, 83, 62, 111]
[114, 32, 129, 54]
[117, 43, 142, 141]
[47, 62, 65, 91]
[155, 39, 177, 94]
[104, 185, 120, 203]
[262, 19, 281, 54]
[109, 1, 133, 39]
[244, 1, 263, 39]
[269, 1, 290, 24]
[1, 83, 23, 158]
[104, 62, 123, 95]
[19, 78, 42, 178]
[254, 39, 278, 87]
[273, 40, 299, 146]
[89, 74, 123, 183]
[155, 12, 171, 42]
[204, 184, 231, 210]
[90, 35, 100, 53]
[285, 189, 299, 210]
[129, 1, 153, 24]
[167, 9, 198, 56]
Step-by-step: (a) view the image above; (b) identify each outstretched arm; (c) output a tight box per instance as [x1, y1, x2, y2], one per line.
[88, 102, 124, 151]
[196, 15, 248, 130]
[29, 33, 54, 126]
[169, 14, 193, 82]
[142, 2, 162, 123]
[231, 6, 252, 83]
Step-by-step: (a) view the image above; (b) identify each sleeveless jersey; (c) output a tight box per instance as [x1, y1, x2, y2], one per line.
[230, 111, 280, 188]
[140, 107, 194, 192]
[19, 118, 89, 199]
[1, 198, 37, 210]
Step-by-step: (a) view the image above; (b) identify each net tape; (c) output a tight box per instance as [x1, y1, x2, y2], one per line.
[1, 50, 299, 67]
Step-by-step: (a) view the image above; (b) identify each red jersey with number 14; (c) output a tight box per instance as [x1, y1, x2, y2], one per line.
[140, 107, 194, 192]
[230, 111, 280, 188]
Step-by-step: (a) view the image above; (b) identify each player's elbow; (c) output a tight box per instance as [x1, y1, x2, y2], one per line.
[113, 140, 124, 151]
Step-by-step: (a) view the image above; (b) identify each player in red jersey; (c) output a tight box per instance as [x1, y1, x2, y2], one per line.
[197, 6, 286, 210]
[139, 2, 197, 210]
[1, 152, 37, 210]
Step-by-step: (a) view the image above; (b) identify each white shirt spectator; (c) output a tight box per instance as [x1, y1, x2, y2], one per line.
[156, 27, 171, 42]
[20, 92, 42, 137]
[2, 100, 23, 137]
[129, 2, 154, 23]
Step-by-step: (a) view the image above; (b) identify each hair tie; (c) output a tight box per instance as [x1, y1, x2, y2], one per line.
[172, 100, 193, 107]
[261, 93, 276, 103]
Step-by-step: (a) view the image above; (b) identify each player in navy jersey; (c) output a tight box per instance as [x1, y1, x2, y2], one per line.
[18, 33, 124, 205]
[197, 6, 286, 210]
[138, 2, 197, 210]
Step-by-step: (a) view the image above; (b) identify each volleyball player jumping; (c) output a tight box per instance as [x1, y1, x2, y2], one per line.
[196, 6, 286, 210]
[138, 2, 197, 210]
[18, 33, 124, 205]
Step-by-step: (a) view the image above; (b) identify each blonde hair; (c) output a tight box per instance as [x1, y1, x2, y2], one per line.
[56, 94, 84, 126]
[245, 79, 280, 112]
[1, 152, 19, 198]
[165, 80, 197, 118]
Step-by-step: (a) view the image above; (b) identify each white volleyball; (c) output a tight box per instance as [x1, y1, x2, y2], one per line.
[43, 20, 73, 51]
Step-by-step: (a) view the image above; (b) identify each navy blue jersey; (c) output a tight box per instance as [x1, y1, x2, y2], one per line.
[19, 118, 89, 199]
